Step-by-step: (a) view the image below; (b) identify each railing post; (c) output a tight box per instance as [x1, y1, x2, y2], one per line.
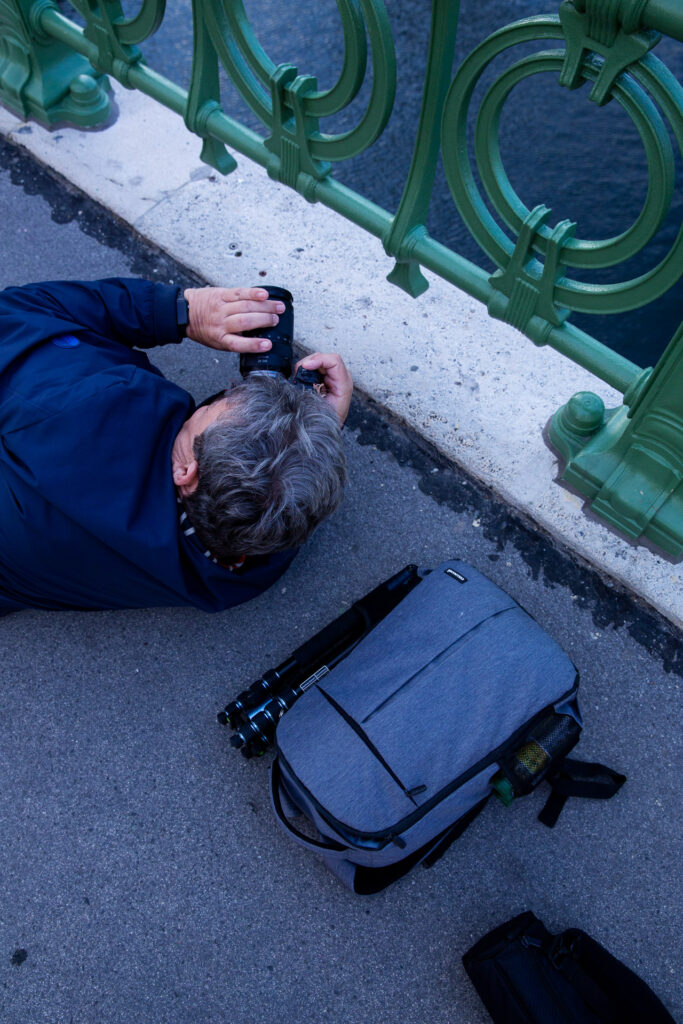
[550, 325, 683, 556]
[186, 0, 237, 176]
[384, 0, 461, 298]
[0, 0, 110, 127]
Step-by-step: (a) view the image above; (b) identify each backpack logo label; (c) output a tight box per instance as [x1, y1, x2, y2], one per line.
[445, 568, 467, 583]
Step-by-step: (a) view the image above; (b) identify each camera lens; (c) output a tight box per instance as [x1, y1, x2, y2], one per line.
[240, 286, 294, 380]
[292, 366, 324, 391]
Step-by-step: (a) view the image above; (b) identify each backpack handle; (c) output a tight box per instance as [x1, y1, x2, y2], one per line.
[270, 759, 349, 855]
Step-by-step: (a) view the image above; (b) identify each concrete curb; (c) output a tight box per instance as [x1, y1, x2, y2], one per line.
[1, 85, 680, 628]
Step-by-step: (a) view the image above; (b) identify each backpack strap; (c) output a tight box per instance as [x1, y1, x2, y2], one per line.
[538, 758, 626, 828]
[270, 759, 348, 854]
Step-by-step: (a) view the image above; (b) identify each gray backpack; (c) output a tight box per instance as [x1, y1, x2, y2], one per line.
[270, 560, 625, 894]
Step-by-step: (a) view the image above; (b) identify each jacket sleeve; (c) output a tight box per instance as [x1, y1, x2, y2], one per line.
[0, 278, 181, 363]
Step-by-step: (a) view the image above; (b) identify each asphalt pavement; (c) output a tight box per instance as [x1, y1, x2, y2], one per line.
[0, 140, 680, 1024]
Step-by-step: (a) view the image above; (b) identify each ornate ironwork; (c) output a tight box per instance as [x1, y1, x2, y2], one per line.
[0, 0, 109, 124]
[0, 0, 680, 555]
[440, 15, 682, 320]
[551, 324, 682, 555]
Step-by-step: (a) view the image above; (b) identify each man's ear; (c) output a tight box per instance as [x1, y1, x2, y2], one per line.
[172, 458, 199, 496]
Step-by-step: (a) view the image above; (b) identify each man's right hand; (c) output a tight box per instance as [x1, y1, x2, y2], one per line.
[295, 352, 354, 425]
[183, 286, 284, 352]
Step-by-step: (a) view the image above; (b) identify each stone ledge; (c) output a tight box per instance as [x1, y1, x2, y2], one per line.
[0, 86, 679, 628]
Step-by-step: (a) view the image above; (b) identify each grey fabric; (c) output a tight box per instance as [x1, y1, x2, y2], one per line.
[273, 560, 580, 890]
[277, 686, 416, 833]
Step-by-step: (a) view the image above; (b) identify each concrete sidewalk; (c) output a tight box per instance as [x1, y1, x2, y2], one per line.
[0, 85, 680, 630]
[0, 133, 681, 1024]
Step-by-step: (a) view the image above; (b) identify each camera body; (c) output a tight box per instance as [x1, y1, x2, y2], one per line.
[239, 286, 322, 391]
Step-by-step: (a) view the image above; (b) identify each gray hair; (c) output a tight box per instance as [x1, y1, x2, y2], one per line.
[183, 374, 347, 563]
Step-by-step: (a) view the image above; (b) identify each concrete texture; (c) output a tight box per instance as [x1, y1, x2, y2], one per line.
[0, 87, 680, 629]
[0, 136, 681, 1024]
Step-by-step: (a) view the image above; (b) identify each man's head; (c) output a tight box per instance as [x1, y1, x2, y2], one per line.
[172, 374, 347, 564]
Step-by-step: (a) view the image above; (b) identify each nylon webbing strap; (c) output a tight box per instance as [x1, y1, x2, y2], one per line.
[538, 758, 626, 828]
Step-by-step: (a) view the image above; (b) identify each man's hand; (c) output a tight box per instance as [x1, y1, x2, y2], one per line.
[183, 286, 284, 352]
[295, 352, 353, 425]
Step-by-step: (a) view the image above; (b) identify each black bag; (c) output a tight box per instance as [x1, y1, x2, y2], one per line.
[462, 911, 676, 1024]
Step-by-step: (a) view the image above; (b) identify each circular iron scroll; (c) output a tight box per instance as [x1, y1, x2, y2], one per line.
[441, 16, 683, 316]
[201, 0, 396, 163]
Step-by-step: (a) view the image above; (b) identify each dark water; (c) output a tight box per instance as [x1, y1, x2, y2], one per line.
[121, 0, 683, 368]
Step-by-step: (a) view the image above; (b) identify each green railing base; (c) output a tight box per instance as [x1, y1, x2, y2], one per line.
[0, 1, 110, 129]
[1, 71, 110, 130]
[550, 326, 683, 558]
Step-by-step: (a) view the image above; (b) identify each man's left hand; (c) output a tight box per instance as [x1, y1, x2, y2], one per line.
[183, 287, 284, 352]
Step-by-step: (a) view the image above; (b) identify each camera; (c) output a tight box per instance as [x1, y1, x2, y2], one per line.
[239, 286, 323, 392]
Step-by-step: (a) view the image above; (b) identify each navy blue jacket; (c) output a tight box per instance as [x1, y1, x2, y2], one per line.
[0, 278, 294, 612]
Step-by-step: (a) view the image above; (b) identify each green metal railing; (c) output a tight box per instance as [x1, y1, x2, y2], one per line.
[0, 0, 681, 556]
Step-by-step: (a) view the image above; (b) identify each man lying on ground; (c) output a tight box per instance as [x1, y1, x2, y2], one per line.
[0, 279, 351, 614]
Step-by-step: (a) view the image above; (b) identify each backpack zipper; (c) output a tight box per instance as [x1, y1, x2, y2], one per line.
[317, 687, 419, 807]
[277, 676, 579, 850]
